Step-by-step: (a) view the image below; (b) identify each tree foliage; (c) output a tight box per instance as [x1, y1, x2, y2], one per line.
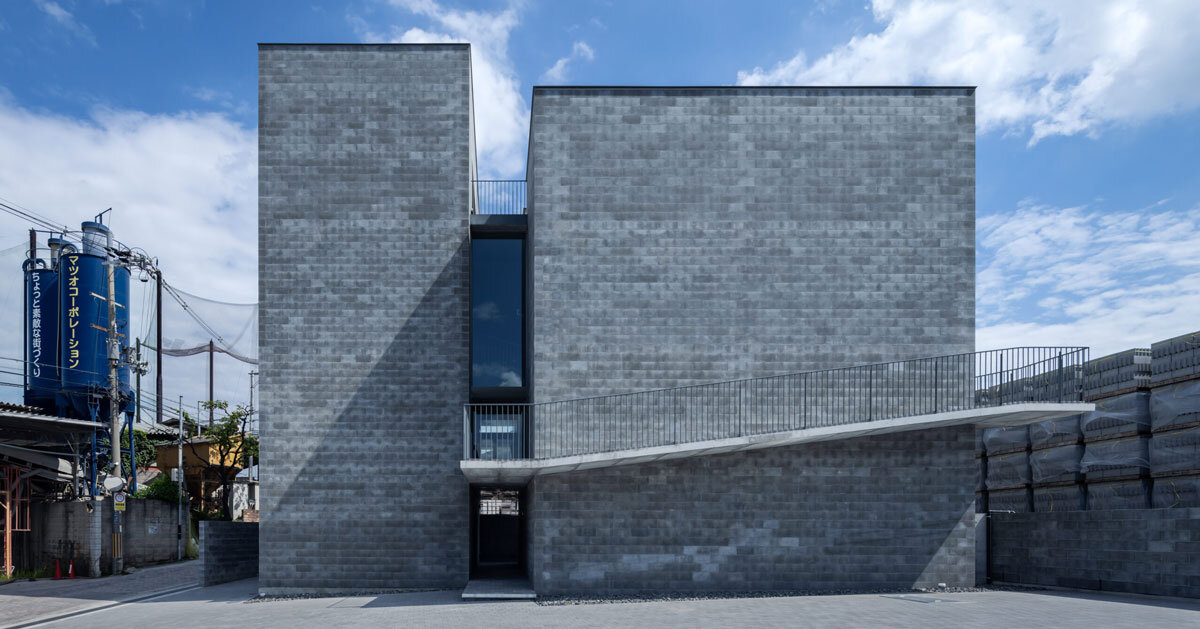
[184, 401, 258, 521]
[131, 474, 180, 504]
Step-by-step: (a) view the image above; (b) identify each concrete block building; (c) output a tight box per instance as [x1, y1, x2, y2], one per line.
[258, 43, 1088, 595]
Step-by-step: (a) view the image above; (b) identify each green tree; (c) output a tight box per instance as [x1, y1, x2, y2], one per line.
[131, 474, 181, 504]
[184, 401, 258, 520]
[120, 428, 163, 474]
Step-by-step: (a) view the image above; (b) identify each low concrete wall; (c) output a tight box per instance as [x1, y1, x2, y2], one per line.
[31, 498, 186, 576]
[989, 508, 1200, 598]
[200, 521, 259, 586]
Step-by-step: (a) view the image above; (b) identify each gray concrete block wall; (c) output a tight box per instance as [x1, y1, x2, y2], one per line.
[201, 522, 260, 586]
[989, 509, 1200, 598]
[528, 426, 977, 595]
[528, 87, 974, 453]
[30, 498, 182, 576]
[258, 44, 474, 594]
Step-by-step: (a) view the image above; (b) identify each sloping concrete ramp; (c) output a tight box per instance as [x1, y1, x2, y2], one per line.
[461, 402, 1091, 484]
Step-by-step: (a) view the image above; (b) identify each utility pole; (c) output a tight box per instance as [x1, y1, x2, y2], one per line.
[249, 371, 258, 475]
[135, 339, 142, 424]
[156, 269, 163, 427]
[106, 247, 123, 576]
[208, 339, 214, 426]
[177, 395, 184, 560]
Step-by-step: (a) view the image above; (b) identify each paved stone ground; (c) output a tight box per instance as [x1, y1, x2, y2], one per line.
[24, 578, 1200, 629]
[0, 560, 200, 629]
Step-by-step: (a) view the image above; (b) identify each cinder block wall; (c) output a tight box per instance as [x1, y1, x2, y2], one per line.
[528, 87, 975, 452]
[528, 425, 978, 595]
[201, 521, 260, 586]
[258, 44, 474, 594]
[990, 509, 1200, 598]
[31, 498, 182, 576]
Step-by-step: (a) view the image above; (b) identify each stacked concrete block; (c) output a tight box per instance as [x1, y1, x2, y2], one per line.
[987, 487, 1031, 513]
[1152, 474, 1200, 508]
[1150, 379, 1200, 432]
[989, 509, 1200, 597]
[1029, 416, 1081, 449]
[1080, 392, 1150, 440]
[982, 425, 1028, 456]
[1084, 349, 1151, 398]
[1030, 445, 1083, 485]
[1081, 435, 1150, 481]
[986, 451, 1031, 491]
[1032, 484, 1086, 512]
[258, 44, 474, 594]
[1149, 425, 1200, 476]
[1086, 478, 1153, 510]
[1150, 330, 1200, 385]
[528, 426, 979, 595]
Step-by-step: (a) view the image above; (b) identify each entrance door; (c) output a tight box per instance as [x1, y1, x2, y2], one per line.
[473, 488, 522, 573]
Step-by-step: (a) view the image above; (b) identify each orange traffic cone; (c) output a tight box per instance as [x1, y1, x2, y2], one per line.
[67, 560, 75, 579]
[53, 560, 62, 580]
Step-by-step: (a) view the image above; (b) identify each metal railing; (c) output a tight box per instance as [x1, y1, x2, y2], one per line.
[464, 347, 1089, 461]
[472, 180, 526, 215]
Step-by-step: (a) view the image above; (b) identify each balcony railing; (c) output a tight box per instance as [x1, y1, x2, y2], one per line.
[472, 180, 526, 215]
[464, 347, 1089, 461]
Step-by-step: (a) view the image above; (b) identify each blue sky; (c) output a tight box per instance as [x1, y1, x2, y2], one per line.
[1, 0, 1199, 409]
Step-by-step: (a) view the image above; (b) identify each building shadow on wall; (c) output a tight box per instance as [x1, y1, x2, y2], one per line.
[266, 237, 469, 589]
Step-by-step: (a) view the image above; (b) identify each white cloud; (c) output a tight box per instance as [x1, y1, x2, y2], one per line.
[737, 0, 1200, 144]
[355, 0, 530, 177]
[540, 41, 596, 84]
[976, 201, 1200, 356]
[186, 87, 251, 117]
[35, 0, 97, 47]
[0, 99, 257, 414]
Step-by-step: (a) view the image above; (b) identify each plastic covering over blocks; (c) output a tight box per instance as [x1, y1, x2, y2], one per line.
[1081, 435, 1149, 479]
[1149, 426, 1200, 476]
[1029, 416, 1081, 449]
[987, 488, 1030, 513]
[1086, 478, 1153, 510]
[1033, 484, 1085, 513]
[1080, 391, 1150, 439]
[982, 425, 1028, 454]
[1030, 445, 1083, 484]
[986, 451, 1030, 490]
[1150, 379, 1200, 432]
[1153, 475, 1200, 508]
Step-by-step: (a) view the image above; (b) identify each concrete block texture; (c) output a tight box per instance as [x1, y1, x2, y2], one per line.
[28, 498, 184, 576]
[528, 425, 978, 596]
[258, 44, 474, 593]
[989, 508, 1200, 598]
[201, 522, 260, 586]
[528, 87, 975, 402]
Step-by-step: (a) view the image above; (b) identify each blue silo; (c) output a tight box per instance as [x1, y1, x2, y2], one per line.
[23, 256, 60, 413]
[59, 221, 133, 420]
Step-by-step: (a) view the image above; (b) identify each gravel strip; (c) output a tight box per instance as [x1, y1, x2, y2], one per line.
[247, 588, 449, 603]
[535, 584, 1046, 606]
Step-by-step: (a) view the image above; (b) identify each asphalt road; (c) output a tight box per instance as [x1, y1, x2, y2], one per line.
[0, 560, 200, 629]
[15, 577, 1200, 629]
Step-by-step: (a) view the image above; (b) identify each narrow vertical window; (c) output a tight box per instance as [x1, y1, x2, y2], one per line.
[471, 238, 524, 389]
